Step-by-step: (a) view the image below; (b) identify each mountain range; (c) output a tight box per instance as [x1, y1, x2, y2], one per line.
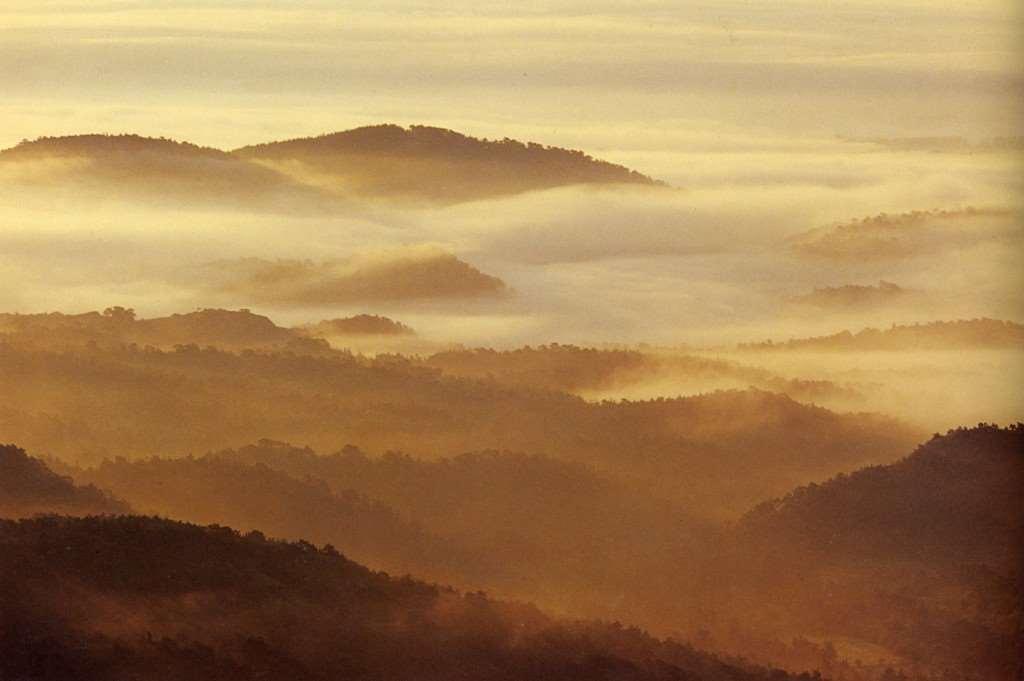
[1, 125, 660, 205]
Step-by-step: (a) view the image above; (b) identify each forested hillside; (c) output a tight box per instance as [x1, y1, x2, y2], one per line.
[0, 514, 807, 681]
[0, 341, 921, 517]
[0, 444, 128, 518]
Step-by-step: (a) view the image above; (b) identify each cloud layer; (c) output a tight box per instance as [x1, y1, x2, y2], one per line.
[206, 249, 507, 306]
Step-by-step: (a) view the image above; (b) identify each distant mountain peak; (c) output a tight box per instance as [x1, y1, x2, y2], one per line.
[233, 123, 661, 201]
[2, 133, 229, 159]
[1, 125, 662, 204]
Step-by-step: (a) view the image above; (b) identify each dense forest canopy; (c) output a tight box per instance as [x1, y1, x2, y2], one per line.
[5, 425, 1020, 681]
[740, 424, 1024, 568]
[0, 514, 812, 681]
[718, 425, 1024, 680]
[0, 338, 921, 517]
[0, 444, 129, 518]
[2, 1, 1021, 679]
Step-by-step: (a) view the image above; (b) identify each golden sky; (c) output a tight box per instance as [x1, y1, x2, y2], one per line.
[1, 0, 1021, 153]
[0, 1, 1021, 352]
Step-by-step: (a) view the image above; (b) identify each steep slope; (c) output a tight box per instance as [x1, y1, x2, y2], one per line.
[720, 425, 1024, 680]
[740, 423, 1024, 567]
[234, 124, 660, 202]
[0, 444, 128, 517]
[0, 514, 806, 681]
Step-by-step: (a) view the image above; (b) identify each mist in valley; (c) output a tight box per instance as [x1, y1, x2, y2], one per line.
[0, 2, 1022, 681]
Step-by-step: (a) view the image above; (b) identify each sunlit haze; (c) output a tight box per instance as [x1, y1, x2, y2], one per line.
[0, 3, 1022, 681]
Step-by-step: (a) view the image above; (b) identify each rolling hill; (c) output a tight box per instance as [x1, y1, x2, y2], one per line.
[0, 444, 128, 518]
[300, 314, 415, 337]
[0, 133, 321, 208]
[0, 513, 806, 681]
[234, 124, 660, 202]
[1, 126, 661, 206]
[740, 423, 1024, 567]
[0, 339, 922, 517]
[0, 307, 309, 351]
[204, 441, 713, 614]
[61, 453, 494, 587]
[720, 425, 1024, 680]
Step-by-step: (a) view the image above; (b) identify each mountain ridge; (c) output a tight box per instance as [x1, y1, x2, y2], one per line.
[1, 125, 662, 203]
[0, 513, 809, 681]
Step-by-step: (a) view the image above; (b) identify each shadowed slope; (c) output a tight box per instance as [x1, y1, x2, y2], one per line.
[64, 453, 498, 586]
[0, 514, 807, 681]
[718, 425, 1024, 680]
[0, 444, 128, 518]
[0, 340, 922, 517]
[207, 441, 714, 610]
[740, 423, 1024, 567]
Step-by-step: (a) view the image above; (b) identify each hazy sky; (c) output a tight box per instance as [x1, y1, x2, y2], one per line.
[0, 0, 1021, 348]
[1, 0, 1021, 158]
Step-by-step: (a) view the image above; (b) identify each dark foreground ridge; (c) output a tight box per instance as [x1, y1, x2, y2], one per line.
[0, 444, 129, 518]
[0, 514, 809, 681]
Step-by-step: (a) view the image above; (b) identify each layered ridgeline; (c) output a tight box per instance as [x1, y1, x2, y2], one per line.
[0, 307, 305, 351]
[68, 441, 712, 622]
[0, 514, 808, 681]
[0, 444, 128, 518]
[0, 125, 660, 206]
[1, 308, 853, 399]
[422, 344, 863, 403]
[57, 452, 499, 589]
[0, 336, 921, 517]
[80, 430, 1024, 681]
[723, 425, 1024, 681]
[16, 426, 1021, 681]
[0, 307, 424, 351]
[738, 319, 1024, 351]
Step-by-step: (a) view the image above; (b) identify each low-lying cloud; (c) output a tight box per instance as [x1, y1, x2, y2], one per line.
[0, 135, 1020, 346]
[206, 248, 507, 306]
[790, 207, 1022, 262]
[789, 281, 917, 311]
